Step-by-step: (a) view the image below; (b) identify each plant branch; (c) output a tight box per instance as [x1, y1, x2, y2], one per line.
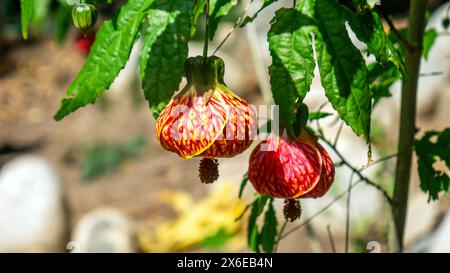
[377, 9, 414, 51]
[345, 171, 356, 253]
[326, 225, 336, 253]
[391, 0, 429, 252]
[280, 180, 363, 240]
[319, 137, 393, 205]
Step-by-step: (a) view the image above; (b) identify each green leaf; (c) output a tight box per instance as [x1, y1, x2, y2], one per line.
[349, 11, 407, 79]
[247, 196, 269, 252]
[268, 7, 316, 127]
[140, 0, 196, 119]
[20, 0, 34, 39]
[260, 200, 278, 253]
[32, 0, 51, 30]
[313, 0, 372, 143]
[415, 129, 450, 201]
[308, 111, 332, 120]
[54, 0, 154, 121]
[201, 227, 234, 249]
[423, 29, 437, 60]
[238, 173, 248, 199]
[241, 0, 279, 27]
[208, 0, 238, 40]
[367, 62, 401, 105]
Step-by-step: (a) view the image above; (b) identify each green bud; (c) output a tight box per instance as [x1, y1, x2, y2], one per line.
[72, 4, 97, 36]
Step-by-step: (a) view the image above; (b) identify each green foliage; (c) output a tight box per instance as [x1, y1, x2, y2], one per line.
[348, 10, 406, 79]
[54, 0, 154, 120]
[415, 129, 450, 201]
[308, 111, 332, 120]
[422, 29, 437, 60]
[367, 62, 401, 105]
[247, 196, 269, 252]
[20, 0, 33, 39]
[140, 0, 195, 118]
[268, 7, 315, 128]
[260, 200, 278, 253]
[200, 227, 235, 249]
[55, 2, 72, 43]
[238, 173, 249, 199]
[82, 137, 146, 180]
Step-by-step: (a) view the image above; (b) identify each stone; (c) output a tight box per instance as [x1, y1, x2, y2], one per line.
[71, 208, 137, 253]
[0, 155, 67, 252]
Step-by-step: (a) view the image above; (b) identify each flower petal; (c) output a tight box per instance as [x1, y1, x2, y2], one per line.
[156, 88, 228, 159]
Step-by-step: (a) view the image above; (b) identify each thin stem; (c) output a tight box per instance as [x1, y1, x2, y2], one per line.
[203, 0, 210, 60]
[391, 0, 428, 252]
[377, 9, 414, 51]
[326, 225, 336, 253]
[345, 171, 356, 253]
[275, 220, 288, 252]
[320, 137, 393, 204]
[213, 0, 255, 55]
[333, 121, 344, 147]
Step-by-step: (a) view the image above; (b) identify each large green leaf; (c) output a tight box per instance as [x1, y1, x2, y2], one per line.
[140, 0, 196, 118]
[260, 200, 278, 253]
[349, 11, 407, 79]
[54, 0, 154, 120]
[268, 7, 316, 127]
[314, 0, 372, 142]
[20, 0, 34, 39]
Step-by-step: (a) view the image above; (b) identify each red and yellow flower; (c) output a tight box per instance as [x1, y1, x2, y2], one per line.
[155, 56, 257, 183]
[248, 130, 335, 199]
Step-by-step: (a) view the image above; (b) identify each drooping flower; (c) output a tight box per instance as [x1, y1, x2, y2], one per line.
[248, 130, 335, 200]
[156, 56, 257, 183]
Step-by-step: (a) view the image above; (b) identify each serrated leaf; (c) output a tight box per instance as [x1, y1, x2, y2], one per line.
[260, 200, 277, 253]
[268, 7, 316, 127]
[349, 11, 407, 79]
[238, 173, 248, 199]
[241, 0, 279, 27]
[140, 0, 195, 119]
[247, 196, 269, 252]
[20, 0, 34, 39]
[209, 0, 238, 40]
[415, 129, 450, 201]
[423, 29, 437, 60]
[54, 0, 154, 121]
[313, 0, 372, 143]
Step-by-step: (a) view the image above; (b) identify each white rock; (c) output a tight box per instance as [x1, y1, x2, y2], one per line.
[0, 156, 67, 252]
[71, 209, 137, 253]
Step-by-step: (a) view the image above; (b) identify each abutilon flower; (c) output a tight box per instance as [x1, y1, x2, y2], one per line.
[156, 56, 257, 183]
[248, 129, 335, 207]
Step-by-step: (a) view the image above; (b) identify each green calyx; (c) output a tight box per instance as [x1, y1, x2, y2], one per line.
[72, 3, 97, 36]
[184, 56, 226, 89]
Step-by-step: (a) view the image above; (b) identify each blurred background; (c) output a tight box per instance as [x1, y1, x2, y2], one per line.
[0, 0, 449, 253]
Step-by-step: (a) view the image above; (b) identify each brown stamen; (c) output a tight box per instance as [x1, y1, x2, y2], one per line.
[283, 199, 302, 222]
[199, 158, 219, 184]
